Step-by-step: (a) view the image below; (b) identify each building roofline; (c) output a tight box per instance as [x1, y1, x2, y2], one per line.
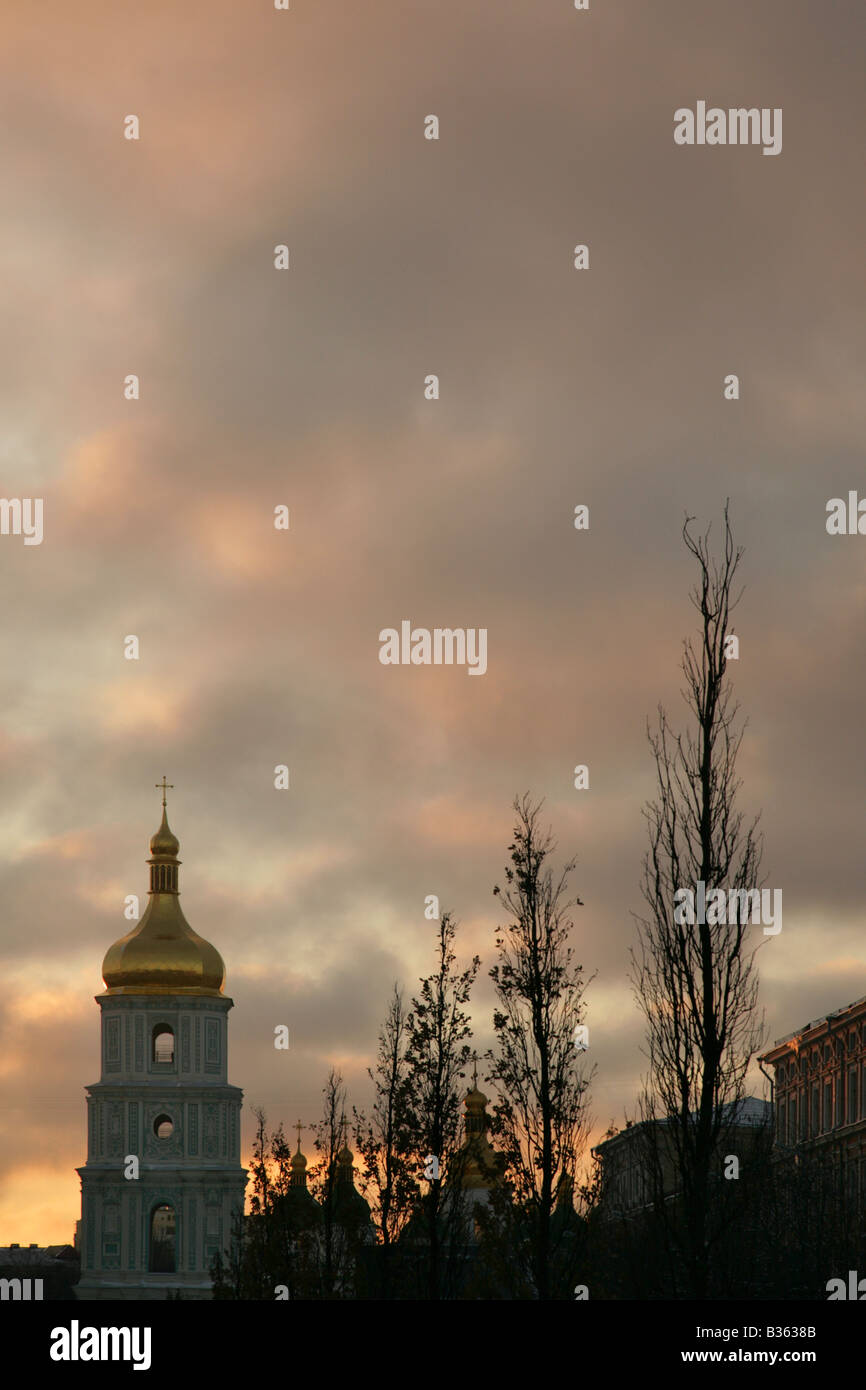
[758, 994, 866, 1059]
[592, 1098, 771, 1154]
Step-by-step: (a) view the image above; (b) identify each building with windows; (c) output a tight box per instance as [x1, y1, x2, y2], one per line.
[758, 994, 866, 1165]
[75, 788, 247, 1300]
[593, 1097, 772, 1217]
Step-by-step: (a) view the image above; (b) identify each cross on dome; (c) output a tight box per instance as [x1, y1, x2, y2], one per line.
[155, 776, 174, 808]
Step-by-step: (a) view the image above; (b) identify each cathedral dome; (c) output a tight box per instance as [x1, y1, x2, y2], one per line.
[101, 794, 225, 997]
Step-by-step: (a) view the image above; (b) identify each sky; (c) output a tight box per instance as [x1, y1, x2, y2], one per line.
[0, 0, 864, 1245]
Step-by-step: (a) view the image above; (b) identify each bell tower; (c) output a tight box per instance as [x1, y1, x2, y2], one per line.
[76, 782, 246, 1300]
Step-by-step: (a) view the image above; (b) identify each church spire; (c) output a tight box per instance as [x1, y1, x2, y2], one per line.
[100, 782, 226, 996]
[78, 786, 246, 1300]
[291, 1121, 309, 1188]
[149, 778, 180, 893]
[459, 1078, 504, 1189]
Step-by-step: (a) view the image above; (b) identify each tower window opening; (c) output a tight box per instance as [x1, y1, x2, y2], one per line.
[153, 1028, 174, 1064]
[149, 1204, 176, 1273]
[154, 1114, 174, 1140]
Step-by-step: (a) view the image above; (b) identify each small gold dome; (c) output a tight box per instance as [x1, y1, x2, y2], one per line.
[102, 801, 225, 997]
[149, 807, 179, 858]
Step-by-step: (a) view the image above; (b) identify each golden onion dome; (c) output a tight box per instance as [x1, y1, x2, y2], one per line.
[149, 809, 180, 858]
[101, 793, 225, 997]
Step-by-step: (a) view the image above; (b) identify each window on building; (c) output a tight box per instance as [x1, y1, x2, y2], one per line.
[848, 1068, 858, 1124]
[149, 1204, 176, 1273]
[153, 1113, 174, 1140]
[823, 1082, 832, 1131]
[788, 1097, 797, 1145]
[152, 1027, 174, 1065]
[777, 1099, 786, 1142]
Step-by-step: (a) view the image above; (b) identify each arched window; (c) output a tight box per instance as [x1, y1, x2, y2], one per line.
[153, 1114, 174, 1140]
[153, 1027, 174, 1065]
[149, 1204, 176, 1273]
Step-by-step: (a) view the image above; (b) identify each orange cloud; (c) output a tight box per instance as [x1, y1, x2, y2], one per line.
[190, 496, 286, 583]
[22, 830, 96, 862]
[408, 795, 509, 851]
[97, 678, 186, 735]
[57, 428, 151, 536]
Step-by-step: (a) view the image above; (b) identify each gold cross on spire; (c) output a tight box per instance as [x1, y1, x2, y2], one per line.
[471, 1050, 478, 1087]
[155, 776, 174, 808]
[295, 1119, 304, 1152]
